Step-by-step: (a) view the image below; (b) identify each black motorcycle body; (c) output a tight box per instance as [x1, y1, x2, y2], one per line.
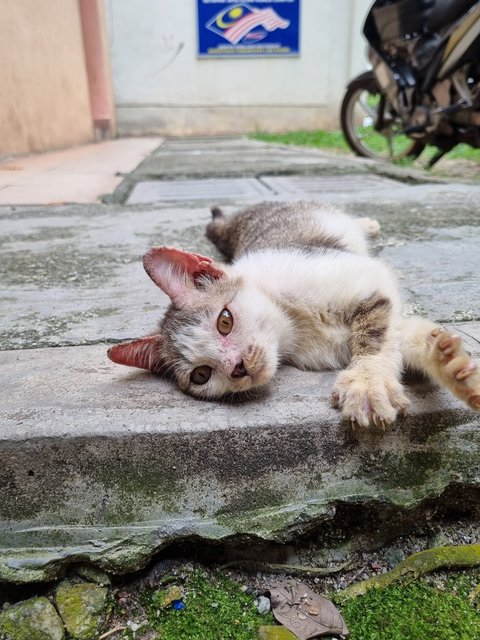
[341, 0, 480, 163]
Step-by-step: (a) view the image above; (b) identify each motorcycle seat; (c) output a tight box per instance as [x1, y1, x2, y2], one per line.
[425, 0, 478, 32]
[371, 0, 478, 41]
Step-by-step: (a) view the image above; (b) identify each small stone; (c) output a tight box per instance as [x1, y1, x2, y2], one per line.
[55, 580, 108, 640]
[255, 596, 271, 615]
[370, 561, 382, 571]
[137, 631, 159, 640]
[384, 548, 406, 569]
[428, 531, 450, 548]
[157, 585, 183, 609]
[0, 596, 65, 640]
[75, 565, 112, 586]
[306, 605, 320, 616]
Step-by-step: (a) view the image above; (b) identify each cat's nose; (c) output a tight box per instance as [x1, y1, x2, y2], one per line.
[231, 360, 248, 378]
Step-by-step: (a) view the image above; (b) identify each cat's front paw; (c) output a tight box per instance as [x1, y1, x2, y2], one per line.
[332, 367, 409, 429]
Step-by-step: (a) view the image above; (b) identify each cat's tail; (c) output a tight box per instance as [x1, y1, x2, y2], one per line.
[206, 205, 235, 260]
[210, 205, 224, 220]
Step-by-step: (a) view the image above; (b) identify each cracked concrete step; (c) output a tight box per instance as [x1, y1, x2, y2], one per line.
[0, 334, 479, 583]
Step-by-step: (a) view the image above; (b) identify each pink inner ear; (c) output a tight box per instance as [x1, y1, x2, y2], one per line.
[143, 247, 226, 304]
[107, 335, 165, 373]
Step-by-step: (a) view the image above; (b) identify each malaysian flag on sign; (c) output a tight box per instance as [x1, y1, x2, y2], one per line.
[207, 4, 290, 46]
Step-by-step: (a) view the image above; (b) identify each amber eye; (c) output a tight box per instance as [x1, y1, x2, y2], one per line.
[217, 308, 233, 335]
[190, 365, 212, 385]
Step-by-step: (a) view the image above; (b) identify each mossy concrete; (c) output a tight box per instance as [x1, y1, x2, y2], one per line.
[0, 339, 479, 583]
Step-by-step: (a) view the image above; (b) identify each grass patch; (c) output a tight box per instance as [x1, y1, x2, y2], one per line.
[438, 143, 480, 160]
[133, 569, 273, 640]
[253, 130, 350, 153]
[109, 565, 479, 640]
[340, 573, 480, 640]
[252, 131, 480, 164]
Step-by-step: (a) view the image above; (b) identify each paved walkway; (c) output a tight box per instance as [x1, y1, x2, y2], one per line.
[0, 138, 161, 204]
[0, 137, 479, 583]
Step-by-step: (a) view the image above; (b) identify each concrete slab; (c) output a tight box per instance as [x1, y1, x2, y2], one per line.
[2, 183, 480, 352]
[260, 174, 407, 196]
[105, 138, 387, 204]
[130, 138, 369, 178]
[127, 177, 273, 204]
[0, 204, 218, 351]
[1, 336, 479, 582]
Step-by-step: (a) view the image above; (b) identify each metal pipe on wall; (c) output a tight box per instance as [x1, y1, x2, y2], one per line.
[78, 0, 116, 139]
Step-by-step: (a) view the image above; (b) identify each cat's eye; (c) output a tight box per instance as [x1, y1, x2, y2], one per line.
[217, 308, 233, 335]
[190, 365, 212, 385]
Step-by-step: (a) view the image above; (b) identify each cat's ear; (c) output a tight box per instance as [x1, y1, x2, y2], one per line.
[143, 247, 226, 306]
[107, 335, 166, 373]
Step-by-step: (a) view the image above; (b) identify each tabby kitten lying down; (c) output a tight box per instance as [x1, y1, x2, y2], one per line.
[108, 201, 480, 428]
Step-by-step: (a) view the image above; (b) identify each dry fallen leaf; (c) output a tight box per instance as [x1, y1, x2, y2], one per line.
[269, 579, 349, 639]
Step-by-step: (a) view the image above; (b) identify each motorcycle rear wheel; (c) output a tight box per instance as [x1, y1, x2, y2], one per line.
[340, 80, 425, 161]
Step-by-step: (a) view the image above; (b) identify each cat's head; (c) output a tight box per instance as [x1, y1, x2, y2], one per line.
[107, 247, 281, 398]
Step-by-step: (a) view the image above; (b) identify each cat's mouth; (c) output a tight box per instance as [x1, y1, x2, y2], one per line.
[229, 368, 269, 396]
[238, 345, 273, 389]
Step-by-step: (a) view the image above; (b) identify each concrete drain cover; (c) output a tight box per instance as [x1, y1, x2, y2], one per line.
[127, 178, 273, 203]
[261, 174, 406, 195]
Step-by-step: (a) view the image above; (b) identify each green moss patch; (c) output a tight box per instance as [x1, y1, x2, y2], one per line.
[340, 573, 480, 640]
[134, 570, 273, 640]
[55, 581, 109, 640]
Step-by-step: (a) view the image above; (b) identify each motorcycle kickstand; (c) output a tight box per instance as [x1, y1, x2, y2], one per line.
[427, 149, 447, 168]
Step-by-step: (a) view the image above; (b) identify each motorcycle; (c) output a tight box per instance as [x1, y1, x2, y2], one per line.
[340, 0, 480, 165]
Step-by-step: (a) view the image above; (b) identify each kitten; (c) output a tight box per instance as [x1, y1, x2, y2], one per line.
[108, 201, 480, 428]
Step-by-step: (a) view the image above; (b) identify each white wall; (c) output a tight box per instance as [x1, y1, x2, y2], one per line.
[105, 0, 372, 135]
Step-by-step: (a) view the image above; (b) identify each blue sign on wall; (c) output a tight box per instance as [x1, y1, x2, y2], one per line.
[197, 1, 300, 57]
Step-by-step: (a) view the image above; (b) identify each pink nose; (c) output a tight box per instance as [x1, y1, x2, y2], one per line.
[231, 360, 248, 378]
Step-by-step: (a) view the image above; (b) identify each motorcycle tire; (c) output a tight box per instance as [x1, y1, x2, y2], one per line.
[340, 74, 425, 162]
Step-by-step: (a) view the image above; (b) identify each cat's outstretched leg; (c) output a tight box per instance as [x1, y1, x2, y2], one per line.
[402, 317, 480, 410]
[332, 292, 410, 428]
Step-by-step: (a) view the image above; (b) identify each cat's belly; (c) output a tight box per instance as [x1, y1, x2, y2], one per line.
[283, 322, 352, 371]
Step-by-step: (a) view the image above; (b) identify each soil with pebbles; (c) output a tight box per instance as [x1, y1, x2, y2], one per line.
[116, 515, 479, 598]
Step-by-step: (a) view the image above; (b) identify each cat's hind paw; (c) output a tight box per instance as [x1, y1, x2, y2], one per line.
[429, 329, 480, 410]
[357, 217, 381, 237]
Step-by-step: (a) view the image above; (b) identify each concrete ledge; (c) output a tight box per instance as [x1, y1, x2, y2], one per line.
[1, 335, 479, 583]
